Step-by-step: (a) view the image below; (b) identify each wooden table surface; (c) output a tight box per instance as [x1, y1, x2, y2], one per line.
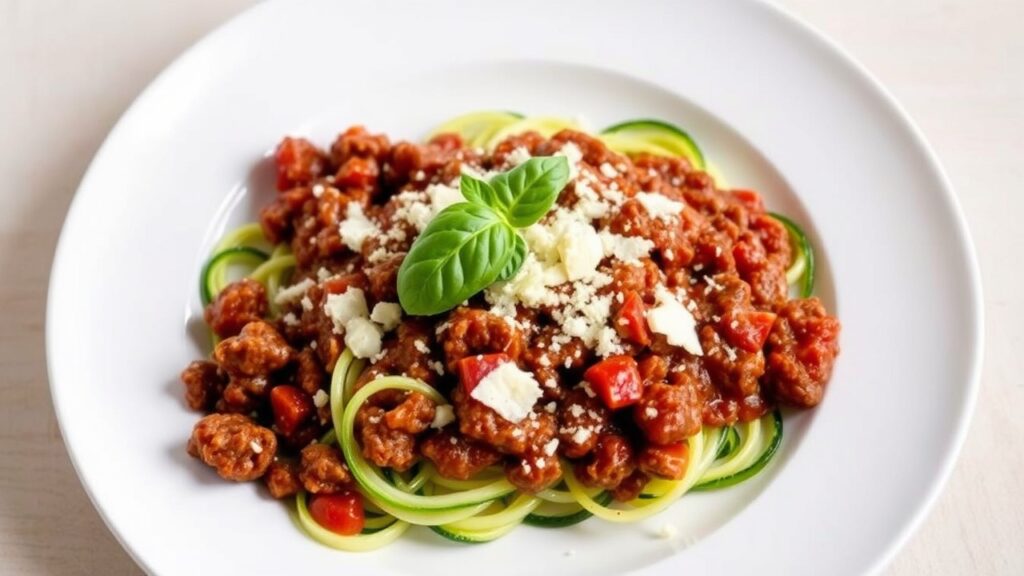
[0, 0, 1019, 574]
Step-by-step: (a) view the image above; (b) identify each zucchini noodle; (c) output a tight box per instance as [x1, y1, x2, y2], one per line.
[196, 111, 828, 550]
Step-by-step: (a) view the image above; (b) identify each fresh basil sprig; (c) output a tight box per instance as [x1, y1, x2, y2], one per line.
[397, 156, 570, 315]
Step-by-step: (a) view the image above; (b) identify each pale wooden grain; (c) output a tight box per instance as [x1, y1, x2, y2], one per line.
[0, 0, 1019, 574]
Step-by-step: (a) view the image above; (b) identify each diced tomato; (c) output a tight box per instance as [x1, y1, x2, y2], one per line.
[732, 189, 764, 212]
[274, 136, 325, 191]
[722, 311, 777, 352]
[615, 291, 650, 346]
[335, 156, 379, 189]
[458, 353, 511, 394]
[321, 273, 366, 296]
[308, 491, 365, 536]
[270, 385, 314, 435]
[584, 356, 643, 410]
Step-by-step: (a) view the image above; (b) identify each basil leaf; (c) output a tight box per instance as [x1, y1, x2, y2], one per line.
[496, 233, 527, 281]
[489, 156, 570, 228]
[460, 173, 498, 208]
[397, 203, 515, 315]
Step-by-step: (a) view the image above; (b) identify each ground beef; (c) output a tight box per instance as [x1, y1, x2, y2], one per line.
[605, 199, 695, 267]
[556, 388, 609, 458]
[633, 382, 702, 445]
[330, 126, 391, 168]
[385, 392, 436, 434]
[213, 320, 294, 377]
[274, 136, 326, 191]
[264, 459, 302, 499]
[637, 355, 669, 386]
[441, 307, 526, 372]
[452, 387, 556, 457]
[215, 381, 260, 414]
[293, 348, 325, 396]
[204, 279, 268, 339]
[612, 470, 650, 502]
[491, 131, 547, 165]
[260, 186, 314, 245]
[364, 252, 404, 302]
[521, 326, 590, 391]
[356, 320, 441, 403]
[745, 214, 791, 307]
[506, 451, 561, 493]
[604, 259, 663, 303]
[700, 325, 766, 398]
[357, 405, 418, 471]
[574, 433, 636, 490]
[298, 443, 351, 494]
[420, 430, 503, 480]
[764, 298, 841, 407]
[187, 414, 276, 481]
[180, 360, 226, 412]
[387, 135, 465, 187]
[638, 442, 689, 480]
[335, 156, 381, 197]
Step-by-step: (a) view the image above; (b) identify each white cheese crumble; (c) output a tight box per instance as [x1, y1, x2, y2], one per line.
[274, 278, 315, 305]
[647, 285, 704, 356]
[338, 202, 379, 252]
[312, 389, 329, 409]
[507, 146, 532, 166]
[644, 406, 659, 419]
[658, 523, 678, 540]
[370, 302, 402, 331]
[470, 362, 543, 423]
[556, 142, 583, 179]
[249, 440, 263, 454]
[344, 316, 383, 359]
[282, 312, 300, 327]
[323, 288, 369, 334]
[636, 192, 685, 221]
[431, 404, 455, 429]
[599, 162, 618, 178]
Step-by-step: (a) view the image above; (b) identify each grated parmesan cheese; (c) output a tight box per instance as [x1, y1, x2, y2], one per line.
[636, 192, 685, 221]
[338, 202, 379, 252]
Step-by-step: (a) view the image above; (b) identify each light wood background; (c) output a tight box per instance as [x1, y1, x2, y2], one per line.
[0, 0, 1019, 574]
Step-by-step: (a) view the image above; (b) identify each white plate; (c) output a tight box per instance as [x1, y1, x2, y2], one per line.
[47, 1, 982, 574]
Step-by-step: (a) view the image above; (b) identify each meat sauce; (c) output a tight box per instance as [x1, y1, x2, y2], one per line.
[183, 126, 840, 498]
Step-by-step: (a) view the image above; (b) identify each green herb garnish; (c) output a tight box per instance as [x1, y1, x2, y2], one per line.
[397, 156, 570, 315]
